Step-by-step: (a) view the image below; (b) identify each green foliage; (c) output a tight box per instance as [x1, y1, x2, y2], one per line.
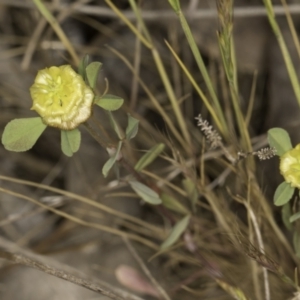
[134, 143, 165, 171]
[268, 128, 292, 156]
[182, 178, 198, 211]
[290, 212, 300, 223]
[161, 193, 189, 214]
[78, 54, 89, 80]
[168, 0, 180, 12]
[166, 2, 227, 138]
[282, 203, 292, 231]
[161, 215, 190, 250]
[86, 62, 102, 89]
[262, 0, 300, 109]
[102, 141, 122, 178]
[108, 112, 123, 140]
[126, 114, 139, 140]
[2, 118, 47, 152]
[293, 231, 300, 258]
[216, 279, 249, 300]
[95, 94, 124, 111]
[129, 181, 162, 205]
[274, 182, 294, 206]
[61, 129, 81, 157]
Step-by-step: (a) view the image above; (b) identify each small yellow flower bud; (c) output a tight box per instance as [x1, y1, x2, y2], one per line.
[280, 144, 300, 188]
[30, 65, 94, 130]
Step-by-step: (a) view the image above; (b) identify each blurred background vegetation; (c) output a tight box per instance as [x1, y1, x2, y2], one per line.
[1, 0, 300, 299]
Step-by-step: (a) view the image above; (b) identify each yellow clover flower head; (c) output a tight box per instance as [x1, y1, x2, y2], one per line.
[30, 65, 94, 130]
[280, 144, 300, 188]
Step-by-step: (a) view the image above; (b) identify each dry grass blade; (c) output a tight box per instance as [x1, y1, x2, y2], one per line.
[0, 175, 162, 235]
[0, 186, 159, 250]
[123, 237, 171, 300]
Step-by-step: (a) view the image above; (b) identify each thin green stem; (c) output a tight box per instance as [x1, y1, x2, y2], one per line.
[262, 0, 300, 107]
[177, 10, 229, 139]
[104, 0, 152, 49]
[83, 121, 110, 149]
[103, 2, 192, 151]
[106, 45, 187, 150]
[32, 0, 79, 65]
[151, 48, 192, 150]
[128, 0, 152, 43]
[165, 41, 223, 135]
[216, 0, 252, 154]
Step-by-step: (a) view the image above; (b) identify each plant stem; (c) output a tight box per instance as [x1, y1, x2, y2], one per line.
[32, 0, 79, 65]
[0, 236, 145, 300]
[83, 121, 110, 149]
[262, 0, 300, 107]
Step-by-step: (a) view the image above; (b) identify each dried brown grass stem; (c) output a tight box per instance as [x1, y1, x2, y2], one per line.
[0, 236, 145, 300]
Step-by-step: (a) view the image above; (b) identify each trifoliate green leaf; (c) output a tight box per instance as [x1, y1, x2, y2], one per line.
[134, 143, 165, 171]
[2, 118, 47, 152]
[102, 141, 122, 178]
[126, 114, 139, 140]
[161, 215, 190, 250]
[129, 181, 162, 205]
[268, 128, 292, 156]
[95, 94, 124, 111]
[86, 61, 102, 89]
[274, 181, 294, 206]
[61, 128, 81, 157]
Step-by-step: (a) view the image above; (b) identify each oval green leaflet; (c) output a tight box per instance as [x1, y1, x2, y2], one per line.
[86, 61, 102, 89]
[129, 181, 162, 205]
[274, 181, 294, 206]
[268, 128, 292, 156]
[95, 94, 124, 111]
[61, 128, 81, 157]
[102, 141, 122, 178]
[134, 143, 165, 171]
[161, 215, 190, 250]
[2, 117, 47, 152]
[161, 193, 190, 214]
[126, 114, 139, 140]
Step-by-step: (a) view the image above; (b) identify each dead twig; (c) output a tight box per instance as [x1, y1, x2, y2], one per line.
[0, 236, 145, 300]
